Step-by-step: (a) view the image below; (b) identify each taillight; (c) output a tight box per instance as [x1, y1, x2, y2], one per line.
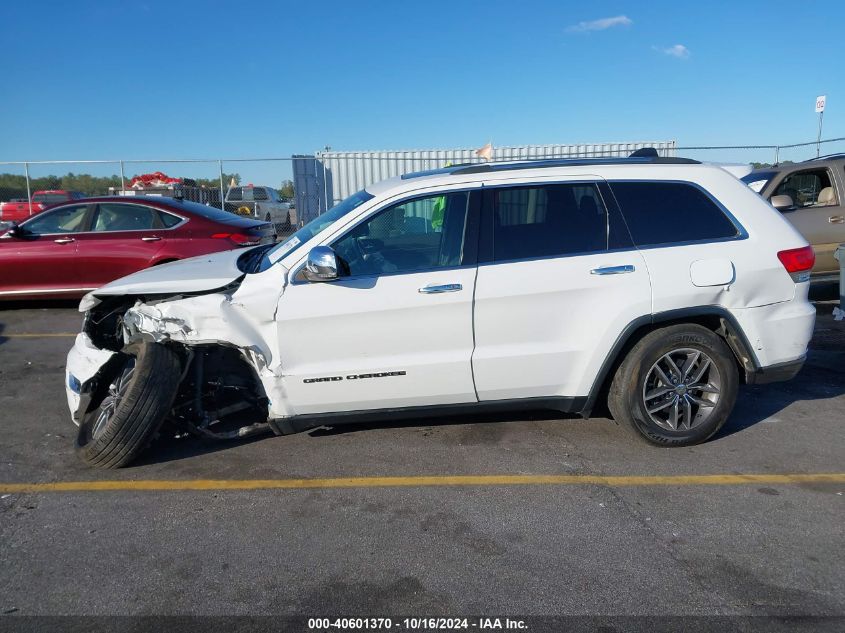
[777, 245, 815, 282]
[211, 232, 259, 246]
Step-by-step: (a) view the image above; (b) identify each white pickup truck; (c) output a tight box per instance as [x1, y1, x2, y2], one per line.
[225, 185, 297, 232]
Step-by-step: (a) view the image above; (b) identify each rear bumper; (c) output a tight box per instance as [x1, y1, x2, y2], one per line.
[746, 355, 806, 385]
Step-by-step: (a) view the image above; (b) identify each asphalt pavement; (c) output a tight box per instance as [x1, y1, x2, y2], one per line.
[0, 299, 843, 628]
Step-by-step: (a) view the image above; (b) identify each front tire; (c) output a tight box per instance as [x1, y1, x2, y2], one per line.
[607, 324, 738, 446]
[76, 342, 182, 468]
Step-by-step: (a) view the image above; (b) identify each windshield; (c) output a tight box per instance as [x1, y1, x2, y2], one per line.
[259, 189, 374, 270]
[741, 170, 777, 193]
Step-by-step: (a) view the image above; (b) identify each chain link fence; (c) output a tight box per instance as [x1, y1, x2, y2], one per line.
[2, 137, 843, 225]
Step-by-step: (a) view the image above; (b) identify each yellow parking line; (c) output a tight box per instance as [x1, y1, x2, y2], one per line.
[1, 333, 77, 338]
[1, 473, 843, 494]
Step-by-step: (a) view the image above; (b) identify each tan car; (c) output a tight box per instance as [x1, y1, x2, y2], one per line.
[743, 156, 845, 281]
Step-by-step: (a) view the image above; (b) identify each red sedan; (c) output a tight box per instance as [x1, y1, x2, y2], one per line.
[0, 196, 275, 300]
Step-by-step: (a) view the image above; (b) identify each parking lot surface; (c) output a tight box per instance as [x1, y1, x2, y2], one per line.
[0, 299, 843, 623]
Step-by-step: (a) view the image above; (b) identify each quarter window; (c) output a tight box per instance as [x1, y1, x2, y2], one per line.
[491, 183, 608, 261]
[92, 203, 158, 232]
[610, 182, 738, 246]
[331, 191, 469, 276]
[772, 169, 837, 208]
[22, 204, 88, 234]
[158, 211, 182, 228]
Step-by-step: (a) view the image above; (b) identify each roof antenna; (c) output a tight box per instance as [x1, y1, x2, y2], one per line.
[629, 147, 659, 158]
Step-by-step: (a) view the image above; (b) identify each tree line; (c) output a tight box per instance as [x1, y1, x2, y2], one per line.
[0, 172, 243, 200]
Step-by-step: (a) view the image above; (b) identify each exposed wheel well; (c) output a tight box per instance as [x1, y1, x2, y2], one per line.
[585, 312, 756, 419]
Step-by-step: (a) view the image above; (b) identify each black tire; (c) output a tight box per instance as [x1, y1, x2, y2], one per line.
[607, 324, 738, 446]
[264, 211, 272, 222]
[76, 342, 182, 468]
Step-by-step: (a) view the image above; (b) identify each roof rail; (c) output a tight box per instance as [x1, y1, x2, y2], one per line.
[400, 150, 699, 180]
[449, 156, 699, 176]
[803, 153, 845, 162]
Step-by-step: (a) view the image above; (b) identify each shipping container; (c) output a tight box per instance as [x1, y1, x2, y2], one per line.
[292, 141, 676, 223]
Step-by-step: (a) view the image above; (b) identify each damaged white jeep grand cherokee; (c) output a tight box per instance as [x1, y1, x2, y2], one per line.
[66, 156, 816, 468]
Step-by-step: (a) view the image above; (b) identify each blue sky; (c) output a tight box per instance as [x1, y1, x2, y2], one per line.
[2, 0, 843, 182]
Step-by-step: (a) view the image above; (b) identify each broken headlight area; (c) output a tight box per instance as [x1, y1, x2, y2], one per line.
[123, 305, 193, 343]
[82, 297, 136, 351]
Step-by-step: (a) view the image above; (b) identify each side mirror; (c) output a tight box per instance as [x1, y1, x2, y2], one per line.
[0, 223, 22, 239]
[302, 245, 339, 282]
[770, 194, 794, 211]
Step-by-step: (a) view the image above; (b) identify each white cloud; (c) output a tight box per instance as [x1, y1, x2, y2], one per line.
[654, 44, 691, 59]
[566, 15, 632, 33]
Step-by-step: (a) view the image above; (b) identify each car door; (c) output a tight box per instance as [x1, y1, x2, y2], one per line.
[73, 202, 168, 287]
[471, 177, 651, 404]
[766, 166, 845, 276]
[275, 187, 481, 415]
[0, 203, 89, 296]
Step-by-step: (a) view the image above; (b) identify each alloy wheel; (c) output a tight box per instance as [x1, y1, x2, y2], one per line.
[91, 358, 136, 439]
[642, 348, 721, 431]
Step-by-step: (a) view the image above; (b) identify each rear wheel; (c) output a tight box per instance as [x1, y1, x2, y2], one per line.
[76, 342, 182, 468]
[607, 324, 738, 446]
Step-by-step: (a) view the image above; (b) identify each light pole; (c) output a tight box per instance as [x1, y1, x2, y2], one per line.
[815, 95, 826, 158]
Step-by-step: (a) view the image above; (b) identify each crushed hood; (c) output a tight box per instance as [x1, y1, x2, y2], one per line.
[89, 248, 248, 298]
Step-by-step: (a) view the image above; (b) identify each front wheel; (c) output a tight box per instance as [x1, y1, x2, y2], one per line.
[607, 324, 738, 446]
[76, 342, 182, 468]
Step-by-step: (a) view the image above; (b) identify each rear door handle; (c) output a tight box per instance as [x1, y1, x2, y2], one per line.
[419, 283, 462, 294]
[53, 238, 75, 244]
[829, 215, 844, 224]
[590, 265, 635, 275]
[141, 236, 162, 242]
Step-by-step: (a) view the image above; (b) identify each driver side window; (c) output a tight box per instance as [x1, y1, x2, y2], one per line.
[22, 204, 88, 234]
[331, 191, 469, 277]
[773, 169, 837, 209]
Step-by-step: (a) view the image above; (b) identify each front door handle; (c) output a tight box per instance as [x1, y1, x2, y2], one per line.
[53, 238, 75, 244]
[829, 215, 844, 224]
[419, 283, 462, 294]
[141, 236, 162, 242]
[590, 265, 635, 275]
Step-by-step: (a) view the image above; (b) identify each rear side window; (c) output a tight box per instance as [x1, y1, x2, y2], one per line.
[92, 203, 158, 232]
[158, 211, 182, 228]
[610, 182, 739, 247]
[491, 183, 607, 261]
[227, 187, 242, 201]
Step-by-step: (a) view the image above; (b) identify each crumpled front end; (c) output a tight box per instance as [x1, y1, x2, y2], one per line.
[65, 261, 293, 430]
[65, 333, 117, 425]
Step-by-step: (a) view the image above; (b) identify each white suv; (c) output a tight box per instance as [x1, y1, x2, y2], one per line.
[66, 156, 816, 467]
